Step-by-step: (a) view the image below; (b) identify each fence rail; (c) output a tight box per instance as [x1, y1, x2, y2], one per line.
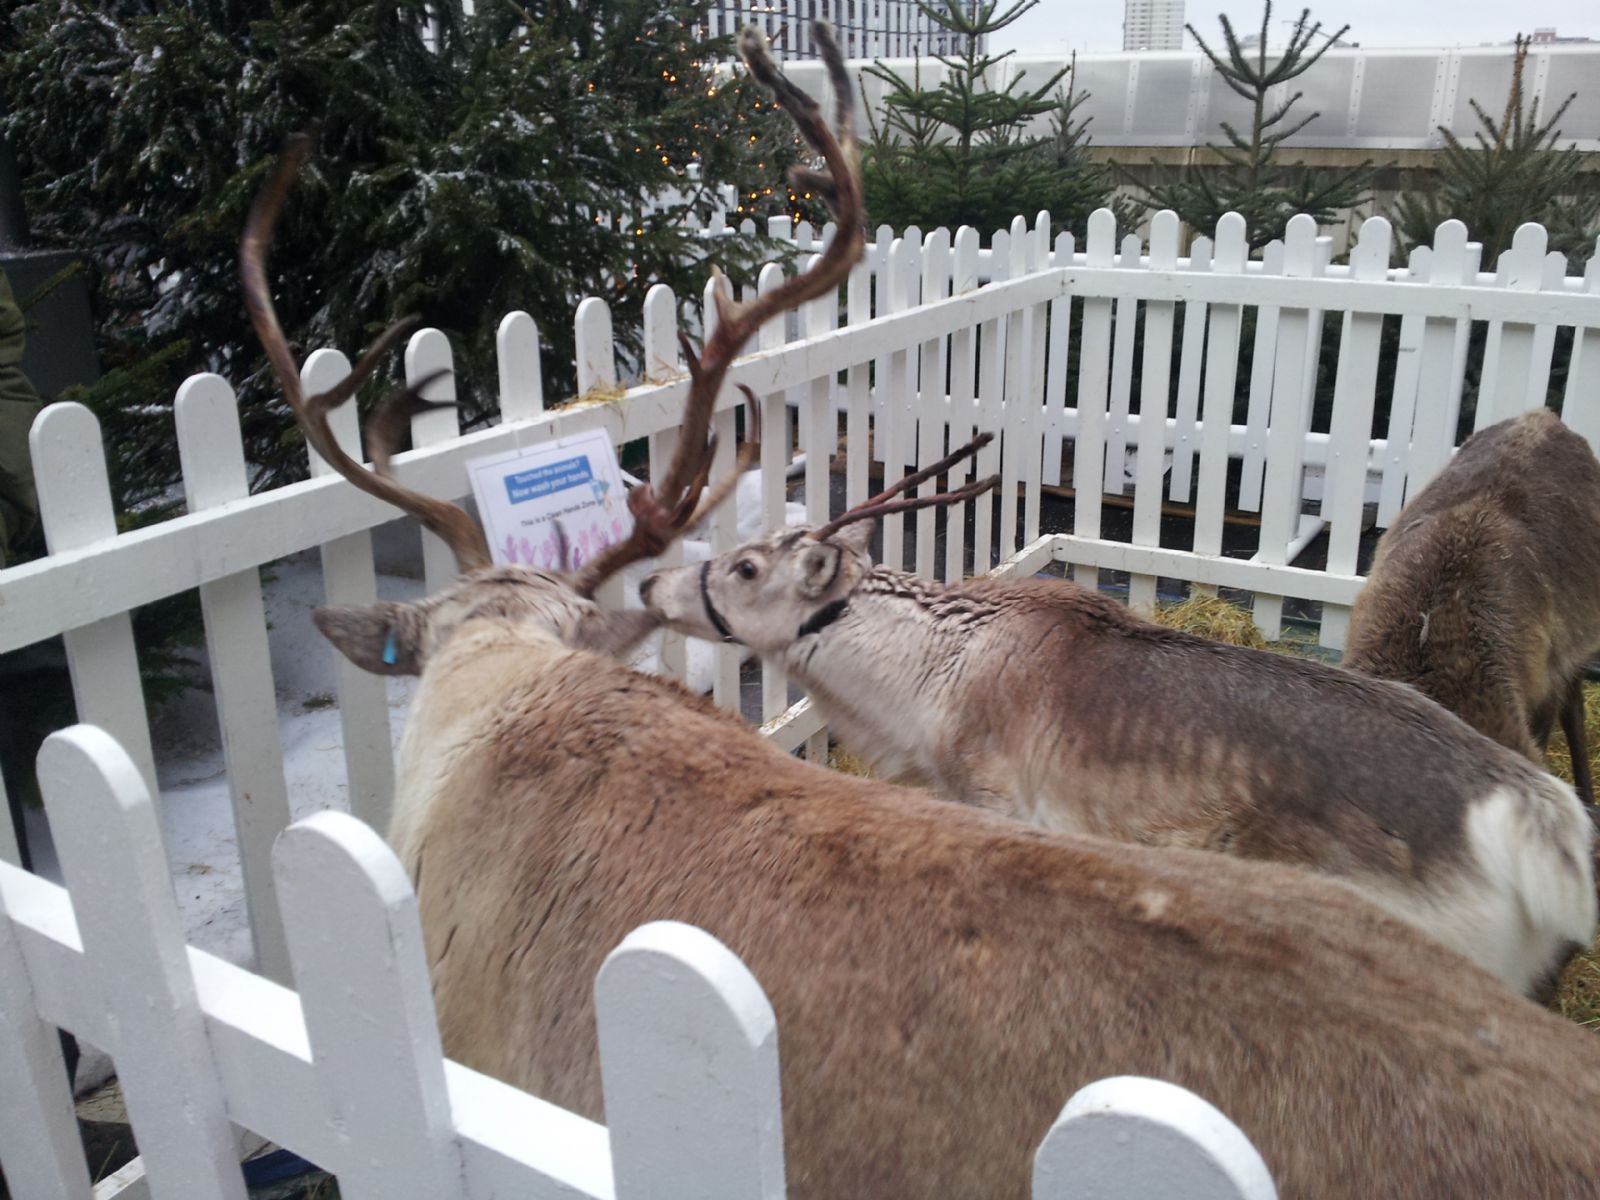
[5, 202, 1600, 1197]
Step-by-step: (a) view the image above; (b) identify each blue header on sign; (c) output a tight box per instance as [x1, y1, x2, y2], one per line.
[503, 456, 594, 505]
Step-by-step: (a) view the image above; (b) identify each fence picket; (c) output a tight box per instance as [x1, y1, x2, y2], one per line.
[496, 311, 545, 423]
[1071, 210, 1118, 586]
[845, 260, 873, 510]
[1236, 240, 1287, 510]
[1403, 225, 1478, 502]
[1168, 235, 1212, 503]
[406, 330, 464, 598]
[1192, 217, 1249, 588]
[643, 284, 687, 683]
[703, 275, 742, 710]
[946, 227, 982, 580]
[596, 921, 784, 1200]
[1477, 223, 1548, 428]
[1129, 212, 1180, 614]
[758, 262, 791, 720]
[1375, 244, 1431, 522]
[881, 238, 918, 571]
[1041, 231, 1076, 489]
[274, 813, 463, 1199]
[1033, 1077, 1276, 1200]
[30, 403, 158, 800]
[974, 229, 1011, 572]
[1022, 218, 1050, 546]
[303, 350, 395, 831]
[1104, 234, 1143, 498]
[999, 217, 1032, 557]
[871, 224, 896, 466]
[175, 374, 293, 984]
[1318, 218, 1392, 649]
[917, 228, 953, 577]
[573, 298, 626, 612]
[1252, 217, 1322, 638]
[1564, 250, 1600, 452]
[0, 854, 92, 1198]
[39, 725, 246, 1199]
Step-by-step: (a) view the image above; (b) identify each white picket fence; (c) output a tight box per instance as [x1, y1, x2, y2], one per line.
[4, 203, 1600, 1196]
[0, 724, 1276, 1199]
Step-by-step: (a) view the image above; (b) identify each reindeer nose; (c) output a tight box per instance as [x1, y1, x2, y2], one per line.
[639, 572, 658, 604]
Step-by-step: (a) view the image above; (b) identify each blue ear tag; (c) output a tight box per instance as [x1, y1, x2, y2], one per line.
[381, 631, 399, 666]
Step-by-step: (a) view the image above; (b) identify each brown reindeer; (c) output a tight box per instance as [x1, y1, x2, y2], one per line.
[243, 26, 1600, 1199]
[1344, 408, 1600, 806]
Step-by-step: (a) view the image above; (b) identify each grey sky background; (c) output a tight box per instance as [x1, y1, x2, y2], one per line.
[992, 1, 1597, 55]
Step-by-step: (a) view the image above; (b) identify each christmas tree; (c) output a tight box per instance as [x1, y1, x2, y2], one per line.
[859, 0, 1122, 237]
[1, 0, 799, 499]
[1131, 3, 1372, 251]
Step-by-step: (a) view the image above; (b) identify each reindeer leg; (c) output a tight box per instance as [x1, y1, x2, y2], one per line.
[1560, 673, 1595, 808]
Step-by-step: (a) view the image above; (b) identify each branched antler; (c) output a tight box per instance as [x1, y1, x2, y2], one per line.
[239, 134, 494, 574]
[811, 434, 1000, 541]
[570, 20, 865, 596]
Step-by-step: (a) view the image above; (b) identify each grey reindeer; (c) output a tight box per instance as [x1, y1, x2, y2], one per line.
[641, 437, 1597, 998]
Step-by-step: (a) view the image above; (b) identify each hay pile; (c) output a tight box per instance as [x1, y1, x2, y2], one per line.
[1151, 593, 1600, 1029]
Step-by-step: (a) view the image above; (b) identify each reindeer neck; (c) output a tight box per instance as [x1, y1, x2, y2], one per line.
[780, 566, 1003, 779]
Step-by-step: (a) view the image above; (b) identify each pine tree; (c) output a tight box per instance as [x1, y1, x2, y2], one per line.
[1132, 3, 1372, 251]
[1393, 35, 1599, 268]
[859, 0, 1122, 237]
[0, 0, 798, 503]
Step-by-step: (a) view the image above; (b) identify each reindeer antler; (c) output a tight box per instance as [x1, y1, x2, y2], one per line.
[810, 434, 1000, 541]
[570, 20, 865, 596]
[240, 133, 494, 574]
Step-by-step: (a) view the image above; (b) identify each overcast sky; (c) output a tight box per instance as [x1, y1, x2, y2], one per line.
[992, 2, 1597, 55]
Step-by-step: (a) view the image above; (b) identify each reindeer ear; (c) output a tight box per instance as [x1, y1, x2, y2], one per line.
[798, 541, 844, 598]
[573, 607, 661, 659]
[312, 602, 428, 676]
[832, 520, 874, 560]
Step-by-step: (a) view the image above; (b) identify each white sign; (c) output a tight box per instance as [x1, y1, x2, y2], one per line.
[466, 429, 631, 571]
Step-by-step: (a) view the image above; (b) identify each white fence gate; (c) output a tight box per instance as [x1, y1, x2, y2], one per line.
[4, 202, 1600, 1196]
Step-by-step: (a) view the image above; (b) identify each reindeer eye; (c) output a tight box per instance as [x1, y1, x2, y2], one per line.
[735, 559, 759, 581]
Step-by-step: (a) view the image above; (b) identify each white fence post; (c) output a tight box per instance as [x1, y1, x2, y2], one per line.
[1236, 240, 1287, 511]
[39, 725, 246, 1200]
[303, 349, 396, 832]
[915, 226, 953, 577]
[1318, 217, 1393, 650]
[595, 921, 785, 1200]
[1168, 234, 1212, 503]
[946, 226, 982, 580]
[1033, 1076, 1276, 1200]
[1129, 211, 1181, 614]
[1252, 216, 1323, 639]
[574, 297, 626, 613]
[642, 283, 688, 683]
[497, 310, 547, 423]
[1071, 209, 1118, 586]
[274, 812, 464, 1199]
[702, 273, 743, 711]
[405, 329, 464, 598]
[30, 403, 158, 800]
[175, 373, 294, 984]
[0, 848, 92, 1197]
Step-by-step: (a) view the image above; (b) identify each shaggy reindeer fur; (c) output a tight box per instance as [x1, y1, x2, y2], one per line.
[642, 523, 1597, 997]
[1345, 409, 1600, 805]
[309, 587, 1600, 1200]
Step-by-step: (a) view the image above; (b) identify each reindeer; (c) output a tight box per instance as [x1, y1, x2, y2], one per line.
[240, 28, 1600, 1198]
[1343, 408, 1600, 807]
[640, 447, 1597, 1000]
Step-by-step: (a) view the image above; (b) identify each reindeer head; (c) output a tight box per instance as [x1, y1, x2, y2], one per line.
[237, 23, 864, 676]
[640, 436, 998, 653]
